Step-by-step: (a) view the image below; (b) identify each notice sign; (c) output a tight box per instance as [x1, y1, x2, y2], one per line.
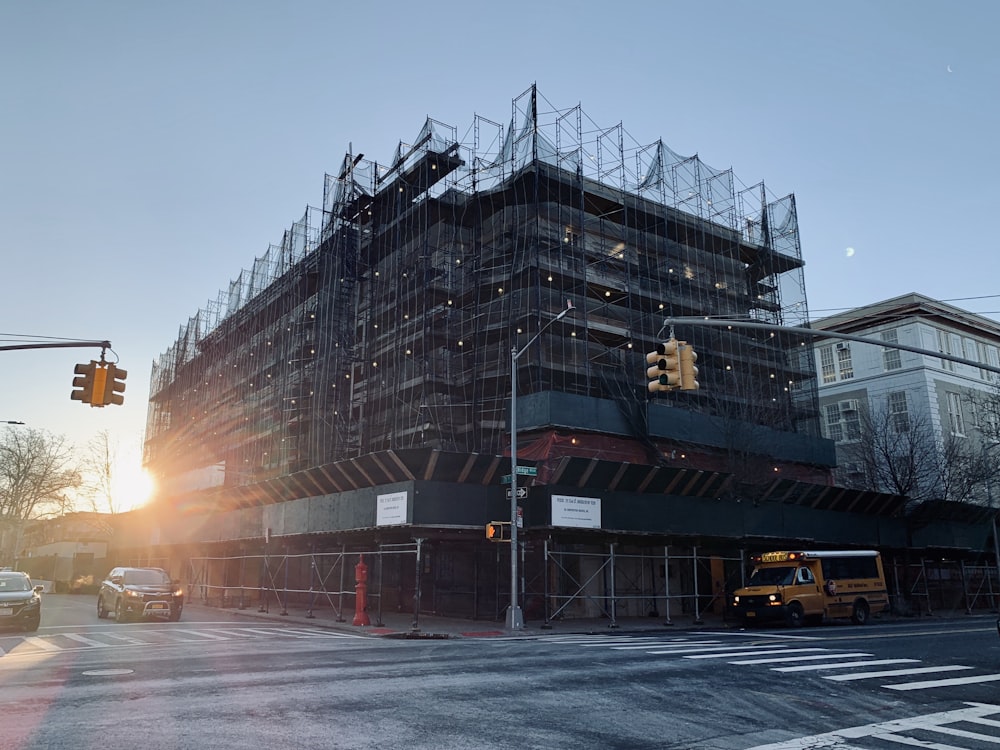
[376, 491, 408, 526]
[551, 494, 601, 529]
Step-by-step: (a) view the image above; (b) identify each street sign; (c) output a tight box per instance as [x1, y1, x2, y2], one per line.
[505, 487, 528, 499]
[502, 466, 537, 483]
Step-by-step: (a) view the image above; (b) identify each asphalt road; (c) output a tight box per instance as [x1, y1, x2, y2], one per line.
[2, 595, 999, 749]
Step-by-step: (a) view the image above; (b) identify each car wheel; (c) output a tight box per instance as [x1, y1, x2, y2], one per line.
[97, 596, 108, 619]
[168, 608, 181, 622]
[786, 602, 805, 628]
[114, 599, 129, 623]
[851, 600, 870, 625]
[22, 617, 40, 633]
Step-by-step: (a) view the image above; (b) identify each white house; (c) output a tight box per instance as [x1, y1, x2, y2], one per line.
[812, 293, 1000, 502]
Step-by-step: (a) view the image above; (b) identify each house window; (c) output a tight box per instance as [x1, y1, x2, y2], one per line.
[888, 391, 909, 433]
[938, 330, 954, 371]
[823, 400, 861, 443]
[881, 329, 901, 371]
[947, 391, 965, 436]
[836, 344, 853, 380]
[819, 346, 836, 384]
[823, 403, 843, 442]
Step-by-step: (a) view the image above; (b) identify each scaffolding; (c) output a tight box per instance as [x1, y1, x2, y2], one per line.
[145, 85, 817, 495]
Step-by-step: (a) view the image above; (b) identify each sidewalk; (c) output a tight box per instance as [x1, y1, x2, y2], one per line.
[185, 598, 732, 639]
[185, 598, 997, 640]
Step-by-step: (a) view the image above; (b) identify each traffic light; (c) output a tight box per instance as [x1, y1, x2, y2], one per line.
[486, 521, 510, 542]
[646, 339, 681, 393]
[679, 342, 699, 391]
[102, 364, 127, 406]
[70, 361, 98, 405]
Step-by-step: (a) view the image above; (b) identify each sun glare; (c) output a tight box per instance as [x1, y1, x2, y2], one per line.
[112, 464, 156, 513]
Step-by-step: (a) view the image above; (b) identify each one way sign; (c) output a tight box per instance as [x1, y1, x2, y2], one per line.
[505, 487, 528, 499]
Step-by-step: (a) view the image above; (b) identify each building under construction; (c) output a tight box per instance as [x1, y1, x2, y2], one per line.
[132, 87, 995, 623]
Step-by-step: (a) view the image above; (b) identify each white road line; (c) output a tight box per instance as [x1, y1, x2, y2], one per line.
[61, 633, 112, 647]
[22, 636, 62, 651]
[170, 629, 231, 640]
[919, 722, 1000, 744]
[611, 641, 722, 650]
[578, 640, 677, 647]
[685, 648, 829, 660]
[774, 658, 920, 672]
[825, 665, 972, 681]
[729, 652, 873, 665]
[745, 701, 1000, 750]
[885, 673, 1000, 691]
[101, 632, 150, 645]
[647, 644, 794, 656]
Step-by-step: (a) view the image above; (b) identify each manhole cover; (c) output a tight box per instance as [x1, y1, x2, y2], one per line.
[82, 668, 134, 676]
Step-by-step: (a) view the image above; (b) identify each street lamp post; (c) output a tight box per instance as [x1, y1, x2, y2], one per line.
[507, 299, 574, 630]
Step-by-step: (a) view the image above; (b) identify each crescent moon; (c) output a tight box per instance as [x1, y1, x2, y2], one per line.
[947, 65, 953, 73]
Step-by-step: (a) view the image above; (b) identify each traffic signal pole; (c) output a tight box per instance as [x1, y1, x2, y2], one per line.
[507, 300, 575, 630]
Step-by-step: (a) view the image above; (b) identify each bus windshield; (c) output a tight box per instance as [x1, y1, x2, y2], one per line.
[747, 566, 796, 587]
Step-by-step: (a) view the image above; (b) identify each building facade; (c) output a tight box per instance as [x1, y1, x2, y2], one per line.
[813, 293, 1000, 505]
[127, 90, 995, 622]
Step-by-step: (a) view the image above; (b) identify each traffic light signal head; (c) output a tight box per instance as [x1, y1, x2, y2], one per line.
[679, 343, 699, 391]
[70, 361, 98, 405]
[486, 521, 510, 542]
[102, 364, 127, 406]
[646, 339, 680, 393]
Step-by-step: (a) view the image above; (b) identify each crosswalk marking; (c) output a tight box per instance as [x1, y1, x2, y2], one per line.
[684, 648, 828, 659]
[825, 665, 972, 681]
[61, 633, 112, 647]
[774, 658, 919, 672]
[746, 702, 1000, 750]
[729, 652, 873, 665]
[885, 673, 1000, 691]
[22, 636, 62, 651]
[544, 632, 1000, 697]
[0, 624, 367, 659]
[611, 641, 722, 650]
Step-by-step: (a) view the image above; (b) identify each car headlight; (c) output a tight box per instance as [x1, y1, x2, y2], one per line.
[768, 593, 782, 604]
[732, 595, 740, 605]
[126, 589, 144, 598]
[24, 597, 40, 608]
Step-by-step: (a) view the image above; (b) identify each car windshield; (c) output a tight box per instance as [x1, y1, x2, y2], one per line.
[123, 570, 170, 585]
[746, 566, 796, 587]
[0, 576, 31, 592]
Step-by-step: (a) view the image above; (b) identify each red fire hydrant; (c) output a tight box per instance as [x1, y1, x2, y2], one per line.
[353, 554, 371, 626]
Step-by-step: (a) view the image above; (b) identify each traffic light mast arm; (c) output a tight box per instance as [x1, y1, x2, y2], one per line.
[662, 317, 1000, 376]
[0, 340, 112, 352]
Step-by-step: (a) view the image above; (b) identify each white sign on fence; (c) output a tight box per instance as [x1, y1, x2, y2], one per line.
[376, 491, 408, 526]
[551, 494, 601, 529]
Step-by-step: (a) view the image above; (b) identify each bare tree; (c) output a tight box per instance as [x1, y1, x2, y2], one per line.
[0, 427, 81, 565]
[837, 401, 940, 501]
[82, 429, 118, 514]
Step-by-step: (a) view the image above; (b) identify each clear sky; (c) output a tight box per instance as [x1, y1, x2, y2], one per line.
[2, 0, 998, 508]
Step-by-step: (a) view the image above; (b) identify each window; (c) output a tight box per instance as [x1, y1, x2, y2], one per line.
[823, 403, 843, 442]
[938, 329, 954, 371]
[947, 391, 965, 436]
[881, 329, 901, 371]
[888, 391, 909, 433]
[836, 344, 854, 379]
[819, 346, 836, 384]
[823, 400, 861, 443]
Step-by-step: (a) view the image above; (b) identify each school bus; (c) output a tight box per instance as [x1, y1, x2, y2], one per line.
[731, 550, 889, 627]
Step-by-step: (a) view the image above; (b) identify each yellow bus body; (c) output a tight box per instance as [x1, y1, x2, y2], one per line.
[731, 550, 889, 627]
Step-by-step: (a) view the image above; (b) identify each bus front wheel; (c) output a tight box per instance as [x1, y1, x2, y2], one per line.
[851, 600, 870, 625]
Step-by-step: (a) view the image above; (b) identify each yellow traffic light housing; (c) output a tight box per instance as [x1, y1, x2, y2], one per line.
[646, 339, 681, 393]
[679, 342, 699, 391]
[102, 364, 127, 406]
[70, 361, 98, 405]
